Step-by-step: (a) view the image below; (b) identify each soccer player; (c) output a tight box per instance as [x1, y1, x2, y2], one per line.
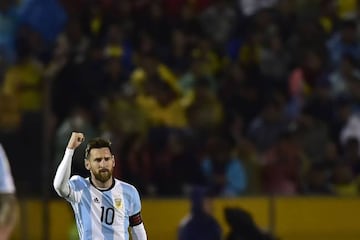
[0, 143, 18, 240]
[53, 132, 147, 240]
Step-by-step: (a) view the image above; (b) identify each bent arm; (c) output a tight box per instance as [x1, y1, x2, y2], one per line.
[53, 132, 84, 198]
[130, 223, 147, 240]
[53, 148, 74, 197]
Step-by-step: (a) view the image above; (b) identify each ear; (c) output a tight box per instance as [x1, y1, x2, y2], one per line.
[112, 155, 115, 167]
[85, 159, 91, 170]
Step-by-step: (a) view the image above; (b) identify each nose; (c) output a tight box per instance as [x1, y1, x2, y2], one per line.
[99, 159, 107, 168]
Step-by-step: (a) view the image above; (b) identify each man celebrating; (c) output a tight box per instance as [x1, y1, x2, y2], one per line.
[0, 143, 18, 240]
[53, 132, 147, 240]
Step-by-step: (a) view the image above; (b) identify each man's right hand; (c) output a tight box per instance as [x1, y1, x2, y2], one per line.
[67, 132, 85, 150]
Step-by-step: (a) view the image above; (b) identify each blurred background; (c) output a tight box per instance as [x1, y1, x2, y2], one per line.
[1, 0, 360, 239]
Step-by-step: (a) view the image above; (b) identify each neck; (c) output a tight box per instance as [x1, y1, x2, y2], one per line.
[91, 176, 113, 190]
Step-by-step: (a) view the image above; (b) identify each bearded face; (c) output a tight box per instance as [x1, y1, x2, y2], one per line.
[93, 168, 113, 183]
[85, 147, 115, 184]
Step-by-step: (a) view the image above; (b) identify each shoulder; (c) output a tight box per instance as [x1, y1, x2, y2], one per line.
[69, 175, 85, 182]
[114, 179, 141, 198]
[115, 179, 138, 191]
[69, 175, 89, 190]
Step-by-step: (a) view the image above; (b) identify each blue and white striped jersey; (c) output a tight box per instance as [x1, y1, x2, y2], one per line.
[0, 143, 15, 194]
[66, 175, 142, 240]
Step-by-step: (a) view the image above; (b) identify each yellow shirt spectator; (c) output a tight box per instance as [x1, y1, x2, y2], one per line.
[131, 61, 180, 95]
[135, 78, 188, 128]
[0, 93, 21, 131]
[2, 59, 43, 112]
[136, 94, 187, 128]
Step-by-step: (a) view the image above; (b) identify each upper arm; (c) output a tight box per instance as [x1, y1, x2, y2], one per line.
[129, 186, 143, 227]
[53, 175, 70, 199]
[131, 186, 142, 215]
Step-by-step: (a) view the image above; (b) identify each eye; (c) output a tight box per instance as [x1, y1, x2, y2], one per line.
[104, 157, 111, 161]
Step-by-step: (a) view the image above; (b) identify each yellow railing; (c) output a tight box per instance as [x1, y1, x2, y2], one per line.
[10, 197, 360, 240]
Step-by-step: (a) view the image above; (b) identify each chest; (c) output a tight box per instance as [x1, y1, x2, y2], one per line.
[79, 188, 132, 224]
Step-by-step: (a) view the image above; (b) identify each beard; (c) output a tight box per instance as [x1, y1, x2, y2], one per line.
[93, 169, 113, 183]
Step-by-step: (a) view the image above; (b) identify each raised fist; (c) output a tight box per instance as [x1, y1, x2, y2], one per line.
[67, 132, 85, 150]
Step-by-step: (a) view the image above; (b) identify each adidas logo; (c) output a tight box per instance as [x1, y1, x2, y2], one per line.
[94, 197, 100, 203]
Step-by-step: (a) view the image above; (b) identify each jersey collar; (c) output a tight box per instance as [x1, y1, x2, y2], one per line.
[89, 177, 115, 191]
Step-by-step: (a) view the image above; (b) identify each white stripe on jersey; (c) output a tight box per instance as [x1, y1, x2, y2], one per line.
[66, 176, 142, 240]
[91, 185, 103, 239]
[0, 144, 15, 194]
[112, 185, 126, 239]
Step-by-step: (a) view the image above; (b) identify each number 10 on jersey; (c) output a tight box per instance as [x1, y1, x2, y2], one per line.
[101, 206, 115, 225]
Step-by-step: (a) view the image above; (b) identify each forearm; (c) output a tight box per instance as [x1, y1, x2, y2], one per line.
[131, 223, 147, 240]
[53, 148, 74, 197]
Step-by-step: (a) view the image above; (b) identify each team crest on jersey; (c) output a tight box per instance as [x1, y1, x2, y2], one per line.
[114, 198, 122, 209]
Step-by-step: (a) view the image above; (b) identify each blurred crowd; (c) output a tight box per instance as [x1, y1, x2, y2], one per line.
[1, 0, 360, 198]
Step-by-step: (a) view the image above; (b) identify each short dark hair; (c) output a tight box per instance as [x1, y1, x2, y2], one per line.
[85, 138, 112, 159]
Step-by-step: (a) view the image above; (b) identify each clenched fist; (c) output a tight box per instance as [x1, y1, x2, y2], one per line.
[67, 132, 85, 150]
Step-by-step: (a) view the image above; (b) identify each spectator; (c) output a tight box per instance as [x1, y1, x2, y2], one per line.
[163, 29, 191, 77]
[1, 37, 45, 195]
[341, 137, 360, 176]
[287, 49, 326, 119]
[340, 112, 360, 151]
[261, 130, 307, 195]
[248, 93, 288, 153]
[303, 162, 334, 195]
[136, 76, 188, 128]
[218, 64, 262, 128]
[259, 32, 291, 94]
[149, 130, 204, 196]
[119, 134, 153, 196]
[2, 38, 44, 115]
[186, 77, 224, 134]
[331, 162, 359, 196]
[130, 51, 180, 96]
[201, 136, 248, 196]
[101, 23, 134, 74]
[178, 186, 222, 240]
[327, 19, 360, 67]
[224, 207, 277, 240]
[0, 0, 19, 64]
[295, 101, 331, 164]
[200, 0, 238, 47]
[328, 55, 360, 99]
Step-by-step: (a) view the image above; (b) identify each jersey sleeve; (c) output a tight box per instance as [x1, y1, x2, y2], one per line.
[66, 175, 85, 203]
[129, 185, 143, 227]
[131, 186, 142, 215]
